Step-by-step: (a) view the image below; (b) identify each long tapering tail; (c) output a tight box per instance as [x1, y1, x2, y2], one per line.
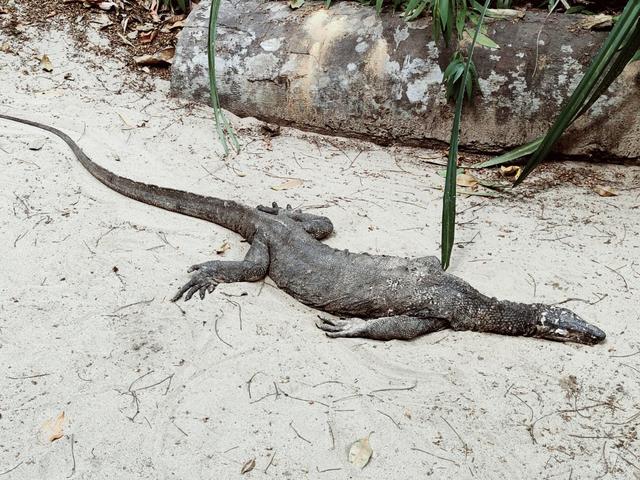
[1, 113, 255, 236]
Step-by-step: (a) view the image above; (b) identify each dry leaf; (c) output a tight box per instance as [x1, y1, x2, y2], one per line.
[139, 30, 157, 44]
[240, 458, 255, 474]
[97, 1, 116, 11]
[500, 165, 522, 180]
[133, 47, 175, 66]
[403, 408, 412, 419]
[40, 54, 53, 72]
[486, 8, 525, 20]
[348, 435, 373, 469]
[215, 240, 230, 255]
[456, 173, 478, 188]
[577, 14, 613, 31]
[593, 185, 618, 197]
[271, 178, 303, 191]
[43, 411, 65, 442]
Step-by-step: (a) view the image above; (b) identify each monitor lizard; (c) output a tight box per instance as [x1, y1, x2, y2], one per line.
[1, 113, 606, 345]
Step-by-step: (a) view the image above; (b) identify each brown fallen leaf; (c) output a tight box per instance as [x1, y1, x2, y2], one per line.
[593, 185, 618, 197]
[40, 54, 53, 72]
[134, 47, 175, 66]
[500, 165, 522, 180]
[43, 411, 66, 442]
[139, 30, 158, 44]
[348, 434, 373, 469]
[215, 240, 230, 255]
[456, 173, 478, 188]
[240, 458, 255, 474]
[271, 178, 303, 191]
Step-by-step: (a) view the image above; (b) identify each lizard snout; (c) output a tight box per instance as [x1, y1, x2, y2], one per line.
[535, 307, 606, 345]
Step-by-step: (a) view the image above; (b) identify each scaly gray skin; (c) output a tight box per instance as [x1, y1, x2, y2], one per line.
[1, 114, 606, 345]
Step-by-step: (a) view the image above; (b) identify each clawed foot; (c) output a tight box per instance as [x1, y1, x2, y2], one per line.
[171, 262, 219, 302]
[316, 315, 368, 338]
[257, 202, 299, 216]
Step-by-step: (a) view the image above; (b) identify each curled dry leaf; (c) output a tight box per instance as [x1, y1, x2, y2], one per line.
[271, 178, 303, 191]
[40, 54, 53, 72]
[348, 435, 373, 469]
[500, 165, 522, 180]
[240, 458, 256, 474]
[43, 411, 66, 442]
[139, 30, 158, 44]
[456, 173, 478, 188]
[215, 240, 231, 255]
[134, 47, 175, 66]
[593, 185, 618, 197]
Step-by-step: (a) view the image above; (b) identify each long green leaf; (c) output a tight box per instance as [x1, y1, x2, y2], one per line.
[515, 3, 640, 185]
[208, 0, 239, 155]
[441, 0, 491, 270]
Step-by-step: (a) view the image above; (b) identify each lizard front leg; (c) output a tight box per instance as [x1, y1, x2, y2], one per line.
[316, 315, 449, 341]
[172, 235, 269, 302]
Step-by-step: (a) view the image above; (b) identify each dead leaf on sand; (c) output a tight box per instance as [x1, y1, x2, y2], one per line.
[348, 434, 373, 469]
[240, 458, 255, 474]
[456, 173, 478, 188]
[40, 54, 53, 72]
[42, 411, 66, 442]
[215, 240, 231, 255]
[134, 47, 174, 66]
[593, 185, 618, 197]
[500, 165, 522, 180]
[271, 178, 303, 191]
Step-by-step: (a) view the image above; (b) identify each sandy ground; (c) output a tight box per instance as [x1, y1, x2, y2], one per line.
[1, 19, 640, 480]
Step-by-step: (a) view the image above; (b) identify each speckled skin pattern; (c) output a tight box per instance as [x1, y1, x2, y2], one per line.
[1, 114, 606, 345]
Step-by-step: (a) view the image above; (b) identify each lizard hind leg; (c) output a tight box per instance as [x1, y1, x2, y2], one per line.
[257, 202, 333, 239]
[316, 315, 449, 341]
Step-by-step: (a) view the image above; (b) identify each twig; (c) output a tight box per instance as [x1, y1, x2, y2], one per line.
[135, 374, 174, 395]
[7, 373, 51, 380]
[377, 410, 401, 429]
[316, 466, 342, 473]
[172, 421, 188, 437]
[279, 388, 329, 408]
[289, 422, 311, 444]
[67, 434, 76, 478]
[610, 350, 640, 358]
[114, 298, 154, 313]
[246, 371, 265, 400]
[411, 447, 460, 466]
[223, 297, 243, 330]
[264, 451, 276, 474]
[441, 416, 470, 458]
[369, 382, 417, 394]
[0, 461, 23, 476]
[214, 314, 233, 348]
[327, 421, 335, 450]
[511, 392, 535, 423]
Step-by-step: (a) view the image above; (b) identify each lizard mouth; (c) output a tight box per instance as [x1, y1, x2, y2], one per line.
[536, 307, 606, 345]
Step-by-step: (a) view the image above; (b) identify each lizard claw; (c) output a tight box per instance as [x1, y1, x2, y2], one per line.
[316, 315, 368, 338]
[172, 272, 219, 302]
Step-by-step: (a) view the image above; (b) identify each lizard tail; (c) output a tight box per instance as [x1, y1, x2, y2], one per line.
[1, 114, 254, 236]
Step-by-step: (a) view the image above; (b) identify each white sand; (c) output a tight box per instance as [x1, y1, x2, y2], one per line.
[1, 22, 639, 480]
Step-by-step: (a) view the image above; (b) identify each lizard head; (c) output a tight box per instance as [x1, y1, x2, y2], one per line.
[534, 306, 605, 345]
